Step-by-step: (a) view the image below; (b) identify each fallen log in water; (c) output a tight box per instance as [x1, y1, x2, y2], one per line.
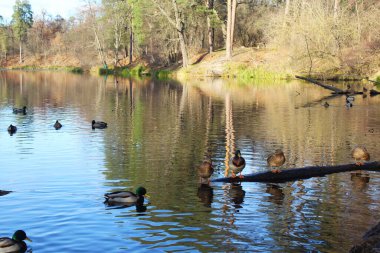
[212, 161, 380, 183]
[295, 75, 345, 93]
[370, 89, 380, 96]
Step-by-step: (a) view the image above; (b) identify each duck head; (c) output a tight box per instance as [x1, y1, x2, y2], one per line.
[234, 150, 241, 157]
[12, 230, 31, 242]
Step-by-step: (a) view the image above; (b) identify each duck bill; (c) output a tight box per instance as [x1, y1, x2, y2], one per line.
[25, 237, 32, 242]
[144, 194, 150, 199]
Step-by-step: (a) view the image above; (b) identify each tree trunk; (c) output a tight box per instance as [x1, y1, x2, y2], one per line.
[333, 0, 339, 20]
[129, 23, 133, 64]
[283, 0, 290, 27]
[19, 42, 22, 63]
[206, 0, 214, 53]
[172, 0, 189, 67]
[226, 0, 237, 59]
[212, 161, 380, 183]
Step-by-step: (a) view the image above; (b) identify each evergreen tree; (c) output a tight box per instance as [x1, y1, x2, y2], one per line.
[12, 0, 33, 63]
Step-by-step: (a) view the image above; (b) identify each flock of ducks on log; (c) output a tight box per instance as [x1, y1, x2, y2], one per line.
[323, 85, 370, 108]
[2, 103, 372, 252]
[198, 146, 371, 184]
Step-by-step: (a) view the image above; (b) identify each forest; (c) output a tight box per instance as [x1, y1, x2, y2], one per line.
[1, 0, 380, 78]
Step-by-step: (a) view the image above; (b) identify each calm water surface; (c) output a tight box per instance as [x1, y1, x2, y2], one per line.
[0, 71, 379, 252]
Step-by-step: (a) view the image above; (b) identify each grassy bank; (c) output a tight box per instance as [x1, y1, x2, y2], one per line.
[5, 65, 83, 73]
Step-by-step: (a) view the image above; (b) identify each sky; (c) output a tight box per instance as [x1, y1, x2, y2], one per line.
[0, 0, 88, 22]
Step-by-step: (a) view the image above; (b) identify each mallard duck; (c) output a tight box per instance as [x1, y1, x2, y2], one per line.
[12, 106, 27, 114]
[323, 101, 329, 108]
[7, 124, 17, 134]
[0, 230, 31, 253]
[198, 157, 214, 184]
[104, 187, 147, 205]
[363, 87, 368, 93]
[54, 120, 62, 130]
[229, 150, 246, 178]
[92, 120, 107, 129]
[345, 102, 353, 108]
[346, 94, 355, 103]
[267, 149, 286, 173]
[352, 146, 370, 166]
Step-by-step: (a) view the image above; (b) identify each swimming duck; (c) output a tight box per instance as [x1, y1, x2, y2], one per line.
[323, 101, 329, 108]
[229, 150, 246, 178]
[363, 87, 368, 93]
[351, 146, 370, 166]
[104, 187, 147, 205]
[12, 106, 27, 114]
[54, 120, 62, 130]
[346, 94, 355, 103]
[198, 157, 214, 184]
[92, 120, 107, 129]
[7, 124, 17, 134]
[0, 230, 31, 253]
[267, 149, 286, 173]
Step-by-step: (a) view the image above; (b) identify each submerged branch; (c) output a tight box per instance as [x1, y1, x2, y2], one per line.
[212, 161, 380, 183]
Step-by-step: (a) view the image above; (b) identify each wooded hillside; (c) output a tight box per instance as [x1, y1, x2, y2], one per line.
[1, 0, 380, 77]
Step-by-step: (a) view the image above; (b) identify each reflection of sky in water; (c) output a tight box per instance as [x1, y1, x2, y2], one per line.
[0, 71, 379, 252]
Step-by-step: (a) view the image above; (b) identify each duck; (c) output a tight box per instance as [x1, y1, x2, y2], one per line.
[346, 94, 355, 103]
[229, 150, 246, 178]
[7, 124, 17, 134]
[92, 120, 107, 129]
[54, 120, 62, 130]
[104, 187, 147, 205]
[351, 146, 370, 166]
[0, 230, 31, 253]
[198, 157, 214, 184]
[345, 101, 353, 108]
[267, 149, 286, 173]
[12, 106, 27, 114]
[363, 87, 368, 93]
[323, 101, 329, 108]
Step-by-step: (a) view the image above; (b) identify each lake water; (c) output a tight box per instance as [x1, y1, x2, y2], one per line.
[0, 71, 379, 252]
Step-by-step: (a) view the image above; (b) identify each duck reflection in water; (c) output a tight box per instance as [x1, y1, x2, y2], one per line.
[266, 184, 285, 205]
[350, 173, 370, 191]
[197, 184, 213, 208]
[228, 183, 246, 208]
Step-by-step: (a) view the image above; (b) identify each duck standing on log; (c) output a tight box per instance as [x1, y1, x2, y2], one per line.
[267, 149, 286, 173]
[198, 156, 214, 185]
[352, 146, 370, 166]
[229, 150, 246, 178]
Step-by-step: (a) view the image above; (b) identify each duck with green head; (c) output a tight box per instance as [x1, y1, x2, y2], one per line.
[229, 150, 246, 178]
[0, 230, 31, 253]
[104, 187, 148, 206]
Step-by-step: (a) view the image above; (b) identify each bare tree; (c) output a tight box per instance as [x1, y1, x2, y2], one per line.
[151, 0, 189, 67]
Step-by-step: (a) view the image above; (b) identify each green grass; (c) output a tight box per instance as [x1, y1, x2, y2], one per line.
[8, 65, 83, 73]
[224, 63, 290, 81]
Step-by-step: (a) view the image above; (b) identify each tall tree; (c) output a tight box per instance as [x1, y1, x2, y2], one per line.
[226, 0, 237, 59]
[205, 0, 215, 53]
[151, 0, 189, 67]
[12, 0, 33, 63]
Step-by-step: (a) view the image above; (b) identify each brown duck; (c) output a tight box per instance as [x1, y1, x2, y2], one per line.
[229, 150, 246, 178]
[267, 149, 286, 173]
[351, 146, 370, 166]
[198, 157, 214, 184]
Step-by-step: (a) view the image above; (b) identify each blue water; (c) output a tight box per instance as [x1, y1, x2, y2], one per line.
[1, 71, 380, 252]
